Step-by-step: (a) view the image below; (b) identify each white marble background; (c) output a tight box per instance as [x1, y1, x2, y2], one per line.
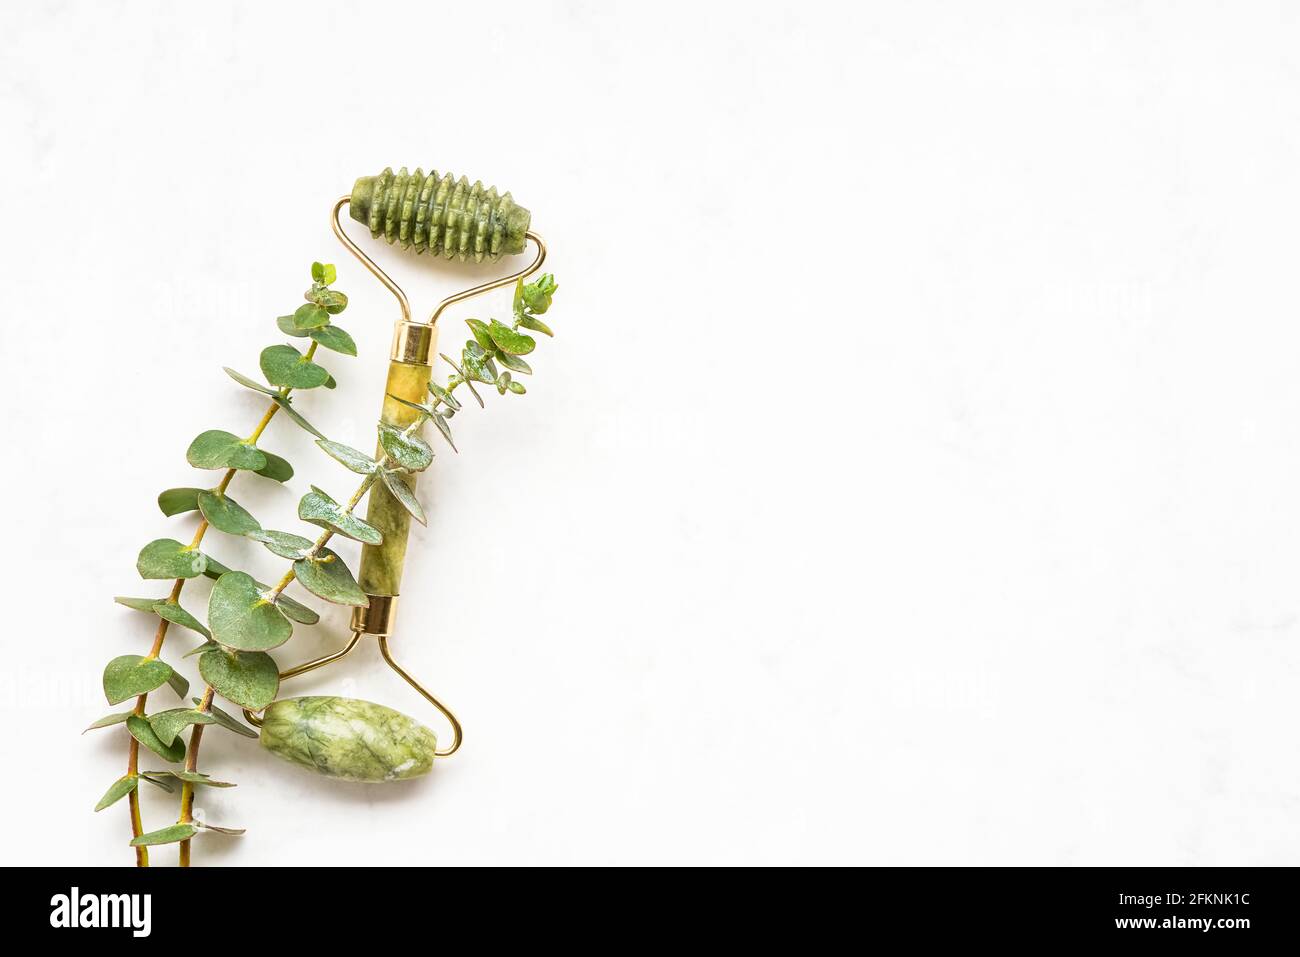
[3, 0, 1298, 865]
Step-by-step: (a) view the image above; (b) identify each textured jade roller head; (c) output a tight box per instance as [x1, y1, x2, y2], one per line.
[95, 161, 556, 863]
[348, 167, 531, 262]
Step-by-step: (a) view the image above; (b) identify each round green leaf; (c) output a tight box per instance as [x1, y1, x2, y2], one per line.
[187, 430, 267, 472]
[158, 487, 203, 517]
[277, 314, 309, 338]
[381, 470, 426, 525]
[309, 324, 357, 356]
[200, 562, 319, 625]
[293, 547, 369, 606]
[256, 450, 294, 482]
[317, 439, 376, 473]
[199, 646, 280, 711]
[308, 287, 348, 314]
[130, 822, 198, 847]
[103, 655, 175, 705]
[208, 571, 293, 652]
[260, 344, 331, 389]
[291, 303, 330, 331]
[486, 318, 536, 355]
[298, 487, 382, 545]
[197, 490, 263, 537]
[137, 539, 207, 580]
[126, 714, 186, 762]
[149, 708, 219, 746]
[94, 775, 139, 812]
[152, 600, 211, 639]
[379, 424, 433, 472]
[256, 529, 315, 560]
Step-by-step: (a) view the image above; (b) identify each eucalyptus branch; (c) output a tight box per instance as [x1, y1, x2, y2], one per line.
[95, 262, 353, 864]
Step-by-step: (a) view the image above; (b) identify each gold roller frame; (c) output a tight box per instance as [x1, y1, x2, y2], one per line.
[241, 196, 547, 758]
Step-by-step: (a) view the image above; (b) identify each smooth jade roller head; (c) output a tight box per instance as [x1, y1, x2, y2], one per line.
[350, 166, 531, 262]
[260, 696, 437, 782]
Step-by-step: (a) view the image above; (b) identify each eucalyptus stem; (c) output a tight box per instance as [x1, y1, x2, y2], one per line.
[126, 344, 315, 865]
[167, 349, 318, 867]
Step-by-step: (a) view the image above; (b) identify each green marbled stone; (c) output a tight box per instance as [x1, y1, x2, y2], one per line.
[259, 696, 437, 782]
[350, 167, 530, 261]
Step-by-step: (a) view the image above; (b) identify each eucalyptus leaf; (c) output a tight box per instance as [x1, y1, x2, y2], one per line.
[84, 711, 133, 733]
[166, 670, 190, 699]
[507, 381, 526, 395]
[137, 538, 207, 580]
[317, 439, 376, 473]
[486, 318, 536, 355]
[199, 646, 280, 711]
[388, 394, 436, 417]
[255, 450, 294, 482]
[309, 324, 357, 356]
[291, 303, 330, 331]
[103, 655, 174, 705]
[129, 823, 198, 847]
[222, 367, 279, 396]
[521, 273, 557, 314]
[199, 700, 260, 738]
[309, 287, 348, 314]
[310, 261, 332, 283]
[277, 315, 309, 338]
[428, 380, 461, 410]
[184, 640, 219, 658]
[201, 562, 319, 625]
[293, 547, 369, 606]
[126, 715, 186, 762]
[260, 344, 331, 389]
[137, 772, 176, 792]
[199, 822, 247, 836]
[256, 529, 315, 560]
[152, 600, 211, 639]
[187, 429, 268, 471]
[197, 490, 263, 537]
[149, 708, 219, 746]
[94, 775, 138, 812]
[381, 470, 427, 525]
[431, 414, 457, 451]
[516, 313, 553, 337]
[494, 350, 533, 375]
[462, 341, 496, 383]
[208, 571, 293, 652]
[158, 487, 203, 517]
[271, 395, 324, 438]
[378, 424, 433, 472]
[440, 353, 483, 407]
[115, 595, 163, 613]
[466, 318, 495, 351]
[298, 487, 382, 545]
[143, 769, 235, 788]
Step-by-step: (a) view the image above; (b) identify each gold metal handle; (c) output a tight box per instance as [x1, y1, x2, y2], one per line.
[242, 632, 462, 757]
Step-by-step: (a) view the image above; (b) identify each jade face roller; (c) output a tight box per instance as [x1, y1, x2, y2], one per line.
[252, 168, 551, 777]
[97, 165, 556, 864]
